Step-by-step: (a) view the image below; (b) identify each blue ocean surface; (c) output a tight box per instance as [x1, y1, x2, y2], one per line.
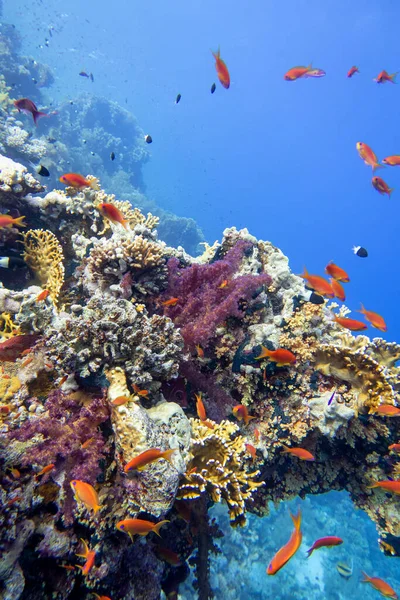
[3, 1, 400, 598]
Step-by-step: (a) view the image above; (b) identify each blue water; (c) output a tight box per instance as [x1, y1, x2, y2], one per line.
[4, 1, 400, 597]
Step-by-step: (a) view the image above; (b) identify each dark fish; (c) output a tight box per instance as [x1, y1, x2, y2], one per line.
[336, 561, 353, 579]
[90, 73, 94, 82]
[175, 93, 181, 104]
[110, 151, 115, 161]
[211, 82, 216, 94]
[79, 71, 90, 78]
[144, 134, 152, 144]
[353, 245, 368, 258]
[47, 137, 57, 143]
[308, 292, 325, 305]
[0, 256, 26, 269]
[37, 165, 50, 177]
[328, 390, 336, 406]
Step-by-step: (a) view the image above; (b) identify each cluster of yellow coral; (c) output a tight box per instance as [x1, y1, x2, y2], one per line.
[0, 313, 21, 339]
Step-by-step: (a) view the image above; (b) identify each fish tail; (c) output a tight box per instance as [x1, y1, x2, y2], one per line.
[361, 571, 371, 583]
[162, 448, 177, 464]
[300, 266, 308, 279]
[390, 72, 398, 82]
[211, 46, 220, 60]
[76, 539, 89, 558]
[92, 504, 101, 515]
[33, 110, 48, 125]
[13, 216, 26, 228]
[152, 519, 170, 537]
[281, 444, 290, 454]
[389, 187, 395, 197]
[290, 509, 302, 531]
[306, 547, 314, 557]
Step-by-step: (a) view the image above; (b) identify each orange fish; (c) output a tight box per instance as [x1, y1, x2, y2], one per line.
[0, 214, 26, 229]
[97, 203, 128, 229]
[267, 510, 302, 575]
[370, 405, 400, 417]
[382, 155, 400, 167]
[361, 572, 398, 599]
[389, 444, 400, 453]
[59, 173, 95, 189]
[300, 268, 334, 298]
[35, 463, 55, 479]
[358, 304, 387, 331]
[111, 395, 131, 406]
[60, 565, 75, 572]
[59, 375, 68, 386]
[356, 142, 382, 171]
[254, 427, 261, 442]
[124, 448, 176, 473]
[93, 595, 112, 600]
[306, 536, 343, 556]
[132, 384, 149, 398]
[333, 315, 367, 331]
[245, 443, 257, 460]
[232, 404, 255, 426]
[36, 289, 50, 302]
[211, 47, 230, 89]
[116, 518, 169, 541]
[374, 70, 397, 84]
[162, 298, 179, 307]
[218, 280, 229, 289]
[325, 262, 349, 283]
[281, 444, 315, 461]
[368, 480, 400, 496]
[255, 347, 296, 366]
[81, 438, 95, 449]
[329, 278, 345, 301]
[372, 176, 394, 198]
[195, 392, 207, 421]
[155, 546, 182, 566]
[284, 65, 312, 81]
[70, 480, 101, 514]
[196, 344, 204, 358]
[75, 539, 96, 576]
[10, 468, 21, 479]
[347, 66, 359, 78]
[14, 98, 48, 125]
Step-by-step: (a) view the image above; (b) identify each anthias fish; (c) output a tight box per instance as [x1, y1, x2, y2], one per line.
[116, 518, 169, 541]
[306, 536, 343, 556]
[368, 480, 400, 496]
[333, 315, 367, 331]
[358, 304, 387, 331]
[255, 347, 296, 366]
[382, 155, 400, 166]
[304, 68, 326, 78]
[356, 142, 381, 171]
[36, 289, 50, 302]
[75, 539, 96, 576]
[212, 47, 230, 89]
[70, 480, 101, 514]
[388, 444, 400, 453]
[281, 445, 315, 461]
[35, 463, 55, 478]
[195, 393, 207, 421]
[372, 176, 394, 198]
[124, 448, 176, 473]
[325, 262, 350, 282]
[59, 173, 95, 189]
[97, 203, 128, 229]
[370, 405, 400, 417]
[0, 214, 26, 229]
[267, 510, 302, 575]
[232, 404, 255, 426]
[347, 66, 359, 78]
[155, 546, 182, 566]
[374, 70, 397, 84]
[284, 65, 312, 81]
[330, 278, 345, 301]
[14, 98, 48, 125]
[300, 268, 334, 298]
[361, 572, 398, 599]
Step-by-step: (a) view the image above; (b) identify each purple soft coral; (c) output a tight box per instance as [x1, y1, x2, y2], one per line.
[160, 241, 271, 350]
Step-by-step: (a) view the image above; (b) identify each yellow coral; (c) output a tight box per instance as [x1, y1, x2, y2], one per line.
[22, 229, 65, 307]
[177, 419, 264, 527]
[114, 202, 159, 231]
[0, 375, 21, 401]
[0, 313, 21, 339]
[279, 302, 323, 362]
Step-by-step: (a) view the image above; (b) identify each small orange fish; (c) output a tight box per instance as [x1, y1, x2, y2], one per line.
[300, 268, 334, 298]
[382, 155, 400, 167]
[59, 173, 95, 189]
[162, 297, 179, 307]
[21, 356, 34, 368]
[155, 545, 182, 566]
[358, 304, 387, 331]
[356, 142, 382, 171]
[111, 395, 131, 406]
[75, 539, 96, 576]
[36, 289, 50, 302]
[59, 375, 68, 386]
[254, 427, 261, 442]
[306, 536, 343, 556]
[132, 383, 149, 398]
[35, 463, 55, 479]
[0, 214, 26, 229]
[116, 518, 169, 541]
[372, 176, 394, 198]
[281, 444, 315, 461]
[196, 344, 204, 358]
[97, 203, 128, 229]
[6, 495, 22, 506]
[212, 47, 230, 89]
[333, 315, 367, 331]
[93, 595, 112, 600]
[325, 262, 349, 283]
[347, 66, 359, 78]
[195, 392, 207, 421]
[232, 404, 255, 426]
[389, 444, 400, 453]
[368, 480, 400, 496]
[124, 448, 176, 473]
[374, 70, 397, 84]
[255, 347, 296, 366]
[267, 510, 302, 575]
[245, 443, 257, 459]
[284, 65, 312, 81]
[70, 480, 101, 514]
[10, 468, 21, 479]
[330, 278, 345, 301]
[218, 280, 229, 289]
[81, 438, 95, 449]
[370, 405, 400, 417]
[361, 572, 398, 599]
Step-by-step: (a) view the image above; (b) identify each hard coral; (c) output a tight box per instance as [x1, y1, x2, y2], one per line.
[177, 418, 264, 527]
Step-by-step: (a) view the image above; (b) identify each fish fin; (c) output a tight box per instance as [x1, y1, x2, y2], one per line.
[13, 216, 26, 228]
[162, 448, 177, 464]
[389, 187, 394, 197]
[306, 547, 313, 557]
[152, 520, 170, 537]
[92, 504, 101, 515]
[290, 509, 302, 531]
[361, 572, 371, 582]
[357, 303, 366, 314]
[211, 47, 220, 60]
[280, 444, 290, 454]
[76, 539, 89, 558]
[300, 266, 308, 279]
[33, 111, 48, 125]
[390, 72, 398, 82]
[366, 482, 377, 489]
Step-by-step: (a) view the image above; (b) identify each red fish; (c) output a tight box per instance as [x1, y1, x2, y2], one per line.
[281, 445, 315, 461]
[374, 70, 397, 84]
[162, 298, 179, 307]
[325, 262, 349, 282]
[245, 443, 257, 459]
[0, 214, 26, 229]
[347, 66, 359, 78]
[306, 536, 343, 556]
[389, 444, 400, 453]
[371, 405, 400, 417]
[35, 463, 55, 479]
[254, 427, 261, 442]
[81, 438, 95, 449]
[59, 173, 95, 189]
[361, 572, 397, 599]
[196, 344, 204, 358]
[356, 142, 381, 171]
[116, 518, 169, 541]
[300, 268, 334, 298]
[284, 65, 312, 81]
[174, 499, 192, 523]
[36, 289, 50, 302]
[267, 510, 302, 575]
[358, 304, 387, 331]
[14, 98, 48, 125]
[195, 393, 207, 421]
[0, 334, 39, 362]
[372, 176, 394, 198]
[330, 279, 345, 301]
[255, 347, 296, 366]
[382, 156, 400, 167]
[132, 384, 149, 398]
[232, 404, 255, 426]
[333, 316, 367, 331]
[97, 203, 128, 228]
[368, 480, 400, 496]
[124, 448, 176, 473]
[211, 48, 230, 89]
[75, 539, 96, 576]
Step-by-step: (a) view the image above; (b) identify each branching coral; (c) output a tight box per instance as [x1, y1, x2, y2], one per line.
[22, 229, 65, 307]
[0, 312, 21, 339]
[177, 419, 264, 527]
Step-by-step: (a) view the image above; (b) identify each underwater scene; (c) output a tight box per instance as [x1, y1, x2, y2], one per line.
[1, 0, 400, 599]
